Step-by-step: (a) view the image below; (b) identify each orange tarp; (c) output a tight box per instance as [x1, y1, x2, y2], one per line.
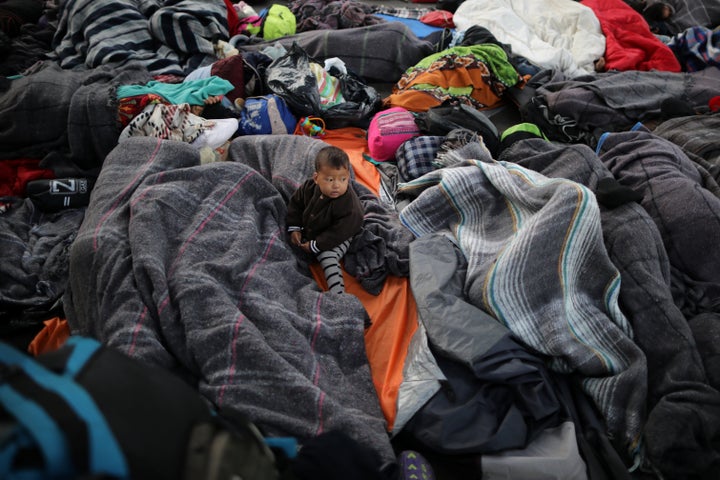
[318, 127, 418, 432]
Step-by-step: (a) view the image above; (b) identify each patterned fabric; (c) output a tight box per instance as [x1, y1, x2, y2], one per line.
[668, 25, 720, 72]
[317, 239, 351, 294]
[117, 94, 168, 128]
[395, 135, 444, 182]
[508, 137, 720, 479]
[528, 67, 720, 147]
[433, 129, 493, 168]
[310, 62, 345, 108]
[652, 112, 720, 165]
[371, 5, 433, 20]
[398, 159, 647, 460]
[386, 44, 521, 112]
[118, 103, 208, 144]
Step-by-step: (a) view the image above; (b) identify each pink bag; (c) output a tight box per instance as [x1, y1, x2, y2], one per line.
[367, 107, 420, 161]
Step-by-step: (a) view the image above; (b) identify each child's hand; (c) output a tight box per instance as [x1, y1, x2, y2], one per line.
[290, 231, 302, 246]
[299, 241, 311, 253]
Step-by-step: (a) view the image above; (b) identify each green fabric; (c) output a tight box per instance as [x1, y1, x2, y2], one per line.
[116, 76, 233, 105]
[262, 4, 296, 41]
[409, 44, 520, 87]
[500, 122, 548, 141]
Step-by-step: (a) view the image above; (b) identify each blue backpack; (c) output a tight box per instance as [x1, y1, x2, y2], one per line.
[0, 337, 280, 480]
[238, 94, 297, 135]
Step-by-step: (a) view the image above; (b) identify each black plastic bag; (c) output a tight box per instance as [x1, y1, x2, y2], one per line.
[265, 42, 381, 129]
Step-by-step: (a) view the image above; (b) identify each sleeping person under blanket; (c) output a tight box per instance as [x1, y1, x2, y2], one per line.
[286, 146, 364, 294]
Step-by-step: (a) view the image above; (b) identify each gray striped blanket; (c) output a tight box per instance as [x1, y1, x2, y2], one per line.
[48, 0, 228, 75]
[63, 137, 395, 466]
[397, 160, 648, 459]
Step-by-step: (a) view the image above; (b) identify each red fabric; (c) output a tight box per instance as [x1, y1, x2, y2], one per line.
[419, 10, 455, 28]
[709, 96, 720, 112]
[582, 0, 680, 72]
[210, 54, 245, 102]
[0, 159, 55, 197]
[223, 0, 241, 36]
[117, 93, 168, 127]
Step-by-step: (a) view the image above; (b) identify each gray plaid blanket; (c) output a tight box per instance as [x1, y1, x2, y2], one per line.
[0, 61, 152, 169]
[63, 136, 395, 465]
[664, 0, 720, 33]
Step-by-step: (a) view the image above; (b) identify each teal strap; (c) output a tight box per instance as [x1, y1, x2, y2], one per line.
[63, 336, 100, 377]
[0, 380, 74, 477]
[0, 340, 129, 478]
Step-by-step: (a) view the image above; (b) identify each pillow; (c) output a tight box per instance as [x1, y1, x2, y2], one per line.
[367, 107, 420, 161]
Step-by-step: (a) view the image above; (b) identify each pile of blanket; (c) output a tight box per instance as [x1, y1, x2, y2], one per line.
[2, 0, 720, 479]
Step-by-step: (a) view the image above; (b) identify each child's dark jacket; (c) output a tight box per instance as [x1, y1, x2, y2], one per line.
[286, 179, 364, 252]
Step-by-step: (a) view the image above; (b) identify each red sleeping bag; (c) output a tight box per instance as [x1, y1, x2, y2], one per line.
[582, 0, 681, 72]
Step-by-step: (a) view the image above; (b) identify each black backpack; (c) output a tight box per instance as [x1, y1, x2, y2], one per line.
[0, 336, 279, 480]
[414, 101, 501, 158]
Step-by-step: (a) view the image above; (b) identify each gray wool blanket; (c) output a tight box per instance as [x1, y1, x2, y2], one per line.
[0, 61, 152, 170]
[530, 67, 720, 143]
[227, 134, 412, 295]
[397, 159, 648, 463]
[505, 138, 720, 479]
[596, 127, 720, 317]
[63, 136, 395, 465]
[236, 21, 435, 83]
[663, 0, 720, 34]
[652, 112, 720, 172]
[0, 198, 85, 326]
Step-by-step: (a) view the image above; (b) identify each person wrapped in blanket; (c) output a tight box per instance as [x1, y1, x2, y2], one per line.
[286, 146, 364, 295]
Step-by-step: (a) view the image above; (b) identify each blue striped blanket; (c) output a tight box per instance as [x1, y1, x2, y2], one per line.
[398, 159, 648, 458]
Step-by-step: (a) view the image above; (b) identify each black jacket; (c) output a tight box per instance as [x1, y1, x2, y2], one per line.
[286, 179, 364, 252]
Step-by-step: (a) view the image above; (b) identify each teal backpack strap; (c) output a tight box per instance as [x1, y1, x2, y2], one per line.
[0, 376, 74, 478]
[0, 338, 129, 479]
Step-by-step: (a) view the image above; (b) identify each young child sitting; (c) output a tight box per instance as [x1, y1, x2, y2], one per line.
[286, 146, 364, 294]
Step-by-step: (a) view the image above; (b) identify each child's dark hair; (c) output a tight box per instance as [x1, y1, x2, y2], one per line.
[315, 146, 350, 171]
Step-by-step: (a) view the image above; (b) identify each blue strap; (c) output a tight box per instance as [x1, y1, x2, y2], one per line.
[0, 380, 74, 477]
[595, 131, 610, 155]
[63, 336, 100, 377]
[0, 340, 129, 478]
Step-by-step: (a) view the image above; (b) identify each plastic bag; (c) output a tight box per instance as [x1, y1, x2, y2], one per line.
[265, 43, 381, 129]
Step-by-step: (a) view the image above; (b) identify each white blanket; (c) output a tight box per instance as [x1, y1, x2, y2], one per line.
[453, 0, 606, 78]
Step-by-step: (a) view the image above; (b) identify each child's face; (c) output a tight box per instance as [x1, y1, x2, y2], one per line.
[313, 165, 350, 199]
